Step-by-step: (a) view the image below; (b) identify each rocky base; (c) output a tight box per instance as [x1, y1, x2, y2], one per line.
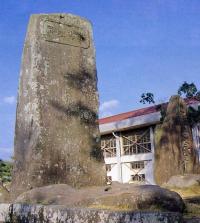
[14, 184, 184, 213]
[0, 203, 183, 223]
[183, 217, 200, 223]
[0, 184, 189, 222]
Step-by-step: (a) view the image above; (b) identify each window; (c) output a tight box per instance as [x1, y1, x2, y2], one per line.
[101, 135, 116, 157]
[131, 161, 145, 169]
[122, 128, 151, 155]
[100, 127, 152, 159]
[131, 174, 145, 182]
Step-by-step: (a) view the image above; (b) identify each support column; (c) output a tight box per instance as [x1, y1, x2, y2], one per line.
[113, 133, 122, 183]
[150, 127, 156, 184]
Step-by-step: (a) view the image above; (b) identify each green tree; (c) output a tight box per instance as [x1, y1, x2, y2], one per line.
[140, 92, 155, 104]
[139, 81, 200, 123]
[0, 160, 12, 182]
[178, 81, 200, 99]
[0, 159, 12, 192]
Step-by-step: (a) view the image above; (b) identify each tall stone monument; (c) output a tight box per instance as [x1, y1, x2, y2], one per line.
[11, 14, 106, 198]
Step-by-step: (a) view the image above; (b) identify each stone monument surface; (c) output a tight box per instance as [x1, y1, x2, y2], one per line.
[11, 14, 106, 198]
[154, 95, 199, 185]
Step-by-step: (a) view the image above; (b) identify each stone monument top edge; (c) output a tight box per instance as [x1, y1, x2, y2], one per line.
[29, 13, 93, 28]
[27, 13, 93, 48]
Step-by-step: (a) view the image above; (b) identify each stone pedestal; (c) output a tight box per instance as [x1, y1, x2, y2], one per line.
[0, 204, 183, 223]
[11, 14, 106, 198]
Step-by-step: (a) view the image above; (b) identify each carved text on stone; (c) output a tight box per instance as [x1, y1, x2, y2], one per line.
[43, 20, 90, 48]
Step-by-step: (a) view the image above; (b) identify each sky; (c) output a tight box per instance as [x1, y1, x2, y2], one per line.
[0, 0, 200, 160]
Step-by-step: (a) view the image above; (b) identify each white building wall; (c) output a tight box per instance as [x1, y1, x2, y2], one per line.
[105, 155, 155, 184]
[106, 164, 118, 182]
[121, 163, 131, 183]
[104, 127, 155, 185]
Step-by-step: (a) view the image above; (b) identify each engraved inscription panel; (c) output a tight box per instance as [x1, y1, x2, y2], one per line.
[43, 20, 90, 48]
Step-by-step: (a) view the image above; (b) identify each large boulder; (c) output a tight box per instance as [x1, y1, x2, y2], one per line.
[14, 183, 185, 213]
[154, 95, 199, 185]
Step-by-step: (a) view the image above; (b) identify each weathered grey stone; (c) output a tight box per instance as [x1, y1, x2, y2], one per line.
[183, 218, 200, 223]
[0, 203, 11, 222]
[0, 203, 183, 223]
[11, 13, 106, 199]
[154, 95, 199, 185]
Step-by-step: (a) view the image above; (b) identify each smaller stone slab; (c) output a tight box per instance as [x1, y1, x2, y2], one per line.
[0, 203, 183, 223]
[164, 174, 200, 188]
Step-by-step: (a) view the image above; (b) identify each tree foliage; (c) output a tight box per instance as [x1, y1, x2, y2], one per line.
[178, 81, 200, 100]
[140, 92, 155, 104]
[0, 159, 12, 183]
[139, 81, 200, 124]
[177, 82, 200, 125]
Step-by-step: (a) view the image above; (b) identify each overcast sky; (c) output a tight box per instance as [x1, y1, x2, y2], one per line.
[0, 0, 200, 160]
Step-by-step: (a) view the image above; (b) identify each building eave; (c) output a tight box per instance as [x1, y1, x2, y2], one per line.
[100, 111, 161, 135]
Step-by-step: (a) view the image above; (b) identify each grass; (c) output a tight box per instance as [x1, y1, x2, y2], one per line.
[88, 204, 133, 211]
[168, 185, 200, 198]
[0, 186, 10, 203]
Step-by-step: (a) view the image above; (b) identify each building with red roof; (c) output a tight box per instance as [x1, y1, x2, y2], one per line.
[99, 98, 200, 185]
